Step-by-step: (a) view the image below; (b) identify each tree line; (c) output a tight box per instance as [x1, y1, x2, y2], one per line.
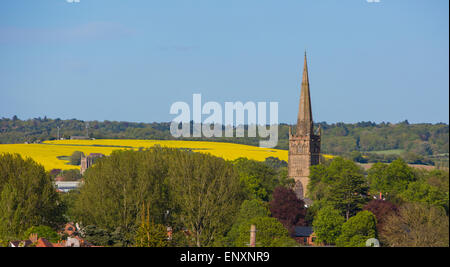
[1, 117, 448, 166]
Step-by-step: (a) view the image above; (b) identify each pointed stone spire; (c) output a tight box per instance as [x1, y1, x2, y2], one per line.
[296, 52, 313, 136]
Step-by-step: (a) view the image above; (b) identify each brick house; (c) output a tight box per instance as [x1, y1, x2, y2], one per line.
[294, 226, 317, 246]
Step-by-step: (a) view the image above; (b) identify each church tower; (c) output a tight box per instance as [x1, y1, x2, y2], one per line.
[288, 52, 321, 200]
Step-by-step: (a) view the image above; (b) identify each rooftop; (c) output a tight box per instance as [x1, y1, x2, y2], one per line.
[294, 226, 314, 237]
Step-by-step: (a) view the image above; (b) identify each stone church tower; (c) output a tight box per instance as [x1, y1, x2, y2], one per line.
[288, 53, 321, 200]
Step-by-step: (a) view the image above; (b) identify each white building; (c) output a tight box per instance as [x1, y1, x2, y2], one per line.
[55, 181, 80, 192]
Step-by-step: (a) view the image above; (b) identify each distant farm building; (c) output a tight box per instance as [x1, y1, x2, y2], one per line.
[70, 135, 90, 140]
[55, 181, 81, 192]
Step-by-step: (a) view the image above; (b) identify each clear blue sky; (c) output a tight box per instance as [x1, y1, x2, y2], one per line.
[0, 0, 448, 124]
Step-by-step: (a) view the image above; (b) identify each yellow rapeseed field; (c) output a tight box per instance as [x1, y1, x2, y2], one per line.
[0, 139, 333, 171]
[0, 143, 117, 171]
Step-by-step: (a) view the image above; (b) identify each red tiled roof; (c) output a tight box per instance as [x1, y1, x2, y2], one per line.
[36, 238, 54, 247]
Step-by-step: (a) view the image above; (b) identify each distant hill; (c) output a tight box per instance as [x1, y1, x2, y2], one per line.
[0, 117, 448, 166]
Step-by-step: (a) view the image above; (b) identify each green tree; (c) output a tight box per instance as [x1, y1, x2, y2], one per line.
[109, 226, 133, 247]
[235, 199, 271, 223]
[367, 159, 417, 201]
[335, 210, 377, 247]
[235, 216, 297, 247]
[328, 169, 369, 220]
[170, 230, 195, 247]
[168, 151, 243, 247]
[74, 147, 243, 247]
[0, 153, 65, 240]
[233, 157, 278, 201]
[308, 157, 369, 220]
[73, 148, 172, 237]
[134, 205, 168, 247]
[80, 225, 112, 246]
[264, 157, 287, 169]
[69, 151, 85, 166]
[312, 206, 345, 245]
[400, 169, 449, 213]
[60, 169, 82, 181]
[401, 181, 449, 213]
[308, 164, 331, 200]
[59, 189, 80, 222]
[23, 225, 60, 243]
[79, 224, 133, 247]
[326, 158, 370, 219]
[224, 199, 271, 246]
[346, 151, 367, 163]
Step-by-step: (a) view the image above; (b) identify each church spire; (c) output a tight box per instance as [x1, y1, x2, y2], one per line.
[296, 52, 313, 136]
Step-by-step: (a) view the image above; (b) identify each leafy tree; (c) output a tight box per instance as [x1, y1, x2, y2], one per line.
[346, 151, 367, 163]
[308, 157, 369, 220]
[308, 164, 331, 200]
[109, 226, 134, 247]
[134, 222, 168, 247]
[239, 174, 269, 201]
[328, 160, 369, 220]
[381, 203, 449, 247]
[235, 216, 297, 247]
[402, 152, 430, 165]
[80, 225, 113, 246]
[168, 151, 243, 247]
[366, 163, 389, 194]
[74, 148, 243, 247]
[400, 181, 449, 213]
[425, 170, 449, 191]
[0, 153, 65, 240]
[170, 230, 195, 247]
[59, 189, 80, 222]
[304, 199, 328, 225]
[275, 167, 295, 188]
[23, 225, 60, 243]
[335, 210, 377, 247]
[312, 206, 345, 245]
[400, 169, 449, 213]
[73, 148, 172, 236]
[224, 199, 271, 246]
[79, 224, 133, 247]
[269, 186, 307, 235]
[236, 199, 271, 223]
[233, 157, 278, 201]
[134, 205, 168, 247]
[0, 239, 8, 247]
[60, 169, 82, 181]
[367, 159, 417, 201]
[264, 157, 287, 169]
[69, 151, 85, 166]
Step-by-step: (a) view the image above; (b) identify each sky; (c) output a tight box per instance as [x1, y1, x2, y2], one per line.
[0, 0, 448, 124]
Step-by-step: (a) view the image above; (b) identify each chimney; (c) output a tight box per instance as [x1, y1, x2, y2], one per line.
[167, 226, 173, 240]
[250, 225, 256, 247]
[29, 233, 38, 243]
